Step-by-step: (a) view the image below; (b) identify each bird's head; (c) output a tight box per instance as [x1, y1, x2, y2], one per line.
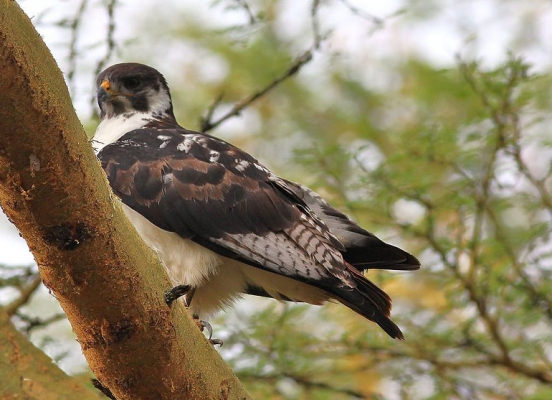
[96, 63, 175, 120]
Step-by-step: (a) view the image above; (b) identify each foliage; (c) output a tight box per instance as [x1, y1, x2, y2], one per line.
[211, 54, 552, 399]
[2, 0, 552, 398]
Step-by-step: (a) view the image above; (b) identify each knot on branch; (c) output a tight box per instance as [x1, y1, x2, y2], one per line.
[43, 221, 94, 250]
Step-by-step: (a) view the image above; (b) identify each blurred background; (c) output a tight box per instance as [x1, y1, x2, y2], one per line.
[2, 0, 552, 398]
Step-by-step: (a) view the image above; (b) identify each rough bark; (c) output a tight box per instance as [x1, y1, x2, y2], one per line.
[0, 2, 250, 399]
[0, 308, 101, 400]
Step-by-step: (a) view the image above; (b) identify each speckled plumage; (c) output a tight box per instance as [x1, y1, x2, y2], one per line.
[93, 63, 420, 339]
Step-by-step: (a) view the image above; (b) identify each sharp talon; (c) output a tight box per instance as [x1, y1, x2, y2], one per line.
[164, 284, 191, 305]
[199, 320, 213, 339]
[193, 316, 222, 345]
[209, 338, 223, 346]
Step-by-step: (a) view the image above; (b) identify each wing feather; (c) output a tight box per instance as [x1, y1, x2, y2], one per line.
[284, 181, 420, 270]
[99, 124, 410, 338]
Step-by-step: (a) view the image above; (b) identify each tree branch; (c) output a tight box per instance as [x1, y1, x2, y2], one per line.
[200, 50, 313, 132]
[14, 310, 67, 335]
[66, 0, 89, 96]
[4, 274, 42, 316]
[0, 2, 249, 399]
[199, 0, 330, 133]
[0, 307, 99, 399]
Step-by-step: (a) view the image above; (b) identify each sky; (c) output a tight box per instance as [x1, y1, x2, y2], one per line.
[16, 0, 552, 118]
[5, 0, 550, 265]
[3, 0, 552, 375]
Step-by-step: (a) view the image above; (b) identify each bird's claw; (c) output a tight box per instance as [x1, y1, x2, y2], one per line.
[195, 318, 223, 346]
[209, 338, 224, 346]
[164, 284, 191, 305]
[198, 319, 213, 338]
[165, 286, 222, 345]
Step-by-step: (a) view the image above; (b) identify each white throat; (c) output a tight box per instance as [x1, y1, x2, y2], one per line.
[93, 112, 153, 153]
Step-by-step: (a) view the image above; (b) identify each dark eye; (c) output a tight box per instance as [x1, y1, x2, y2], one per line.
[122, 77, 141, 90]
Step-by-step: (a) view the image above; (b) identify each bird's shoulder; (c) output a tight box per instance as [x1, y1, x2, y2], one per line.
[97, 122, 326, 239]
[99, 121, 261, 175]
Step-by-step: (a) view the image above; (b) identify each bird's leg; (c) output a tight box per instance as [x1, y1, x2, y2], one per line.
[164, 285, 222, 346]
[164, 284, 192, 305]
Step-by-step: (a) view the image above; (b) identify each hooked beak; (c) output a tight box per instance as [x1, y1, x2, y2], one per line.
[97, 79, 121, 103]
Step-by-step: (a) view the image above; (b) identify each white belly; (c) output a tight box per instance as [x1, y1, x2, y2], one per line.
[121, 205, 244, 315]
[121, 204, 332, 317]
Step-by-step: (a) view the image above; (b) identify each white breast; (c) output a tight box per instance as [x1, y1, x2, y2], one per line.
[121, 204, 222, 286]
[93, 112, 153, 152]
[121, 204, 248, 316]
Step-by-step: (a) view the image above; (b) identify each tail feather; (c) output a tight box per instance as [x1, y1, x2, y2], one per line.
[327, 263, 405, 339]
[343, 241, 420, 271]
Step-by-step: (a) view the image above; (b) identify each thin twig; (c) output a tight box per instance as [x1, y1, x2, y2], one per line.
[4, 275, 42, 316]
[485, 205, 552, 322]
[311, 0, 323, 50]
[199, 92, 224, 132]
[15, 312, 67, 334]
[200, 50, 313, 132]
[233, 0, 257, 25]
[238, 372, 367, 399]
[66, 0, 89, 96]
[337, 0, 384, 26]
[91, 0, 119, 117]
[200, 0, 325, 132]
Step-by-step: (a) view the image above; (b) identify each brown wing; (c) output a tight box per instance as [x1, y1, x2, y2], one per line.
[98, 123, 405, 338]
[284, 181, 420, 270]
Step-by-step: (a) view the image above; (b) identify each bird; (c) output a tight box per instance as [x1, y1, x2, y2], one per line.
[93, 62, 420, 340]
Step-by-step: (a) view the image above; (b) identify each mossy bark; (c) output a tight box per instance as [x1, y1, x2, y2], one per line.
[0, 308, 101, 400]
[0, 1, 249, 399]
